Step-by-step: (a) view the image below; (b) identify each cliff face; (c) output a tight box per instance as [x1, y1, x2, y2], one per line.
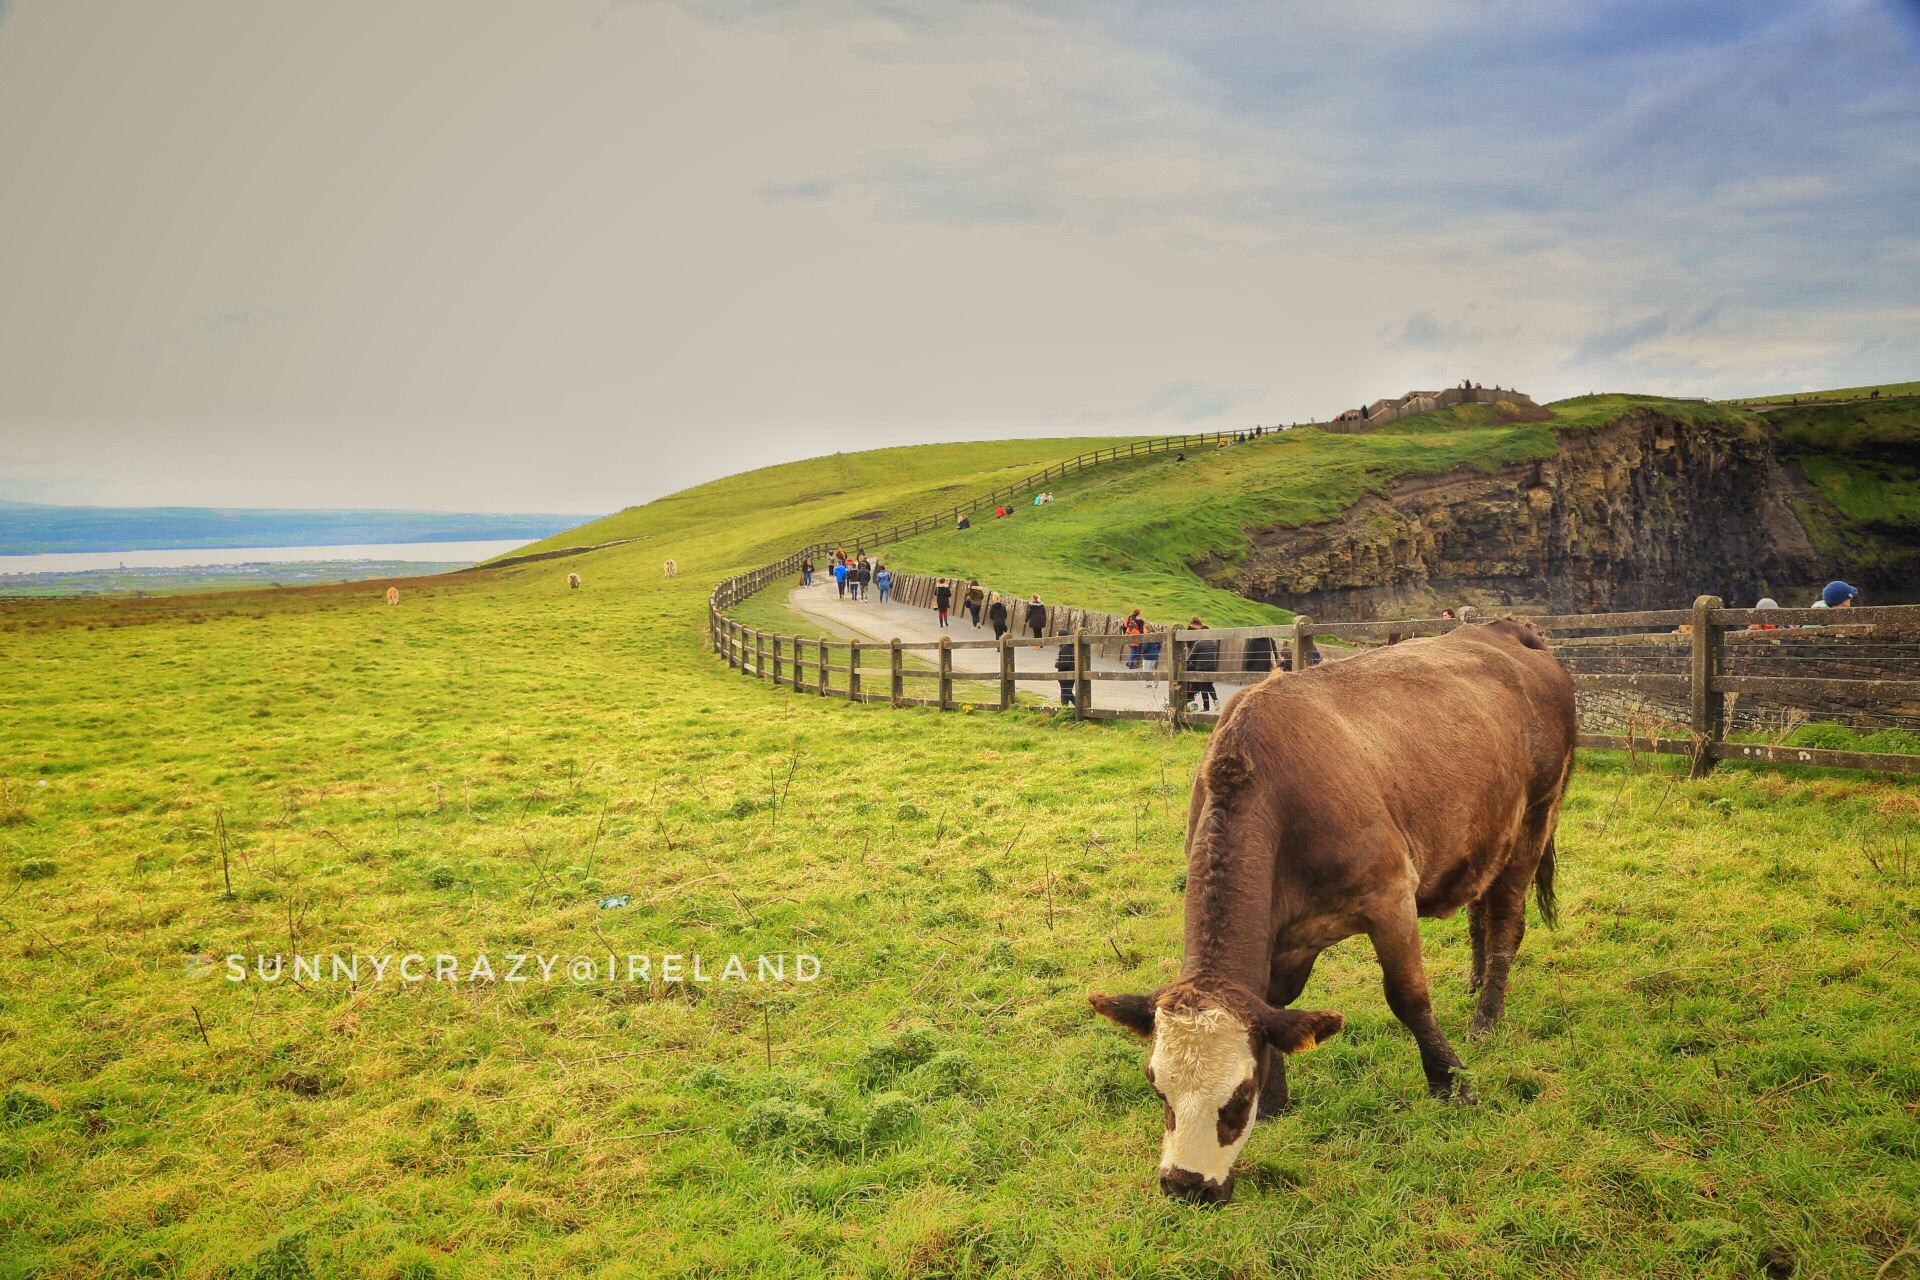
[1210, 410, 1829, 619]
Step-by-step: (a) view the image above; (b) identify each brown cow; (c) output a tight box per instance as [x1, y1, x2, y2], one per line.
[1092, 619, 1575, 1203]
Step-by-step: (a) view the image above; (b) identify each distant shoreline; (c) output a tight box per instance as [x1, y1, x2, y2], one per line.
[0, 538, 535, 577]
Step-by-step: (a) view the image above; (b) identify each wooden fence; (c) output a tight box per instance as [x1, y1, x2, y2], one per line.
[711, 550, 1920, 776]
[814, 429, 1248, 554]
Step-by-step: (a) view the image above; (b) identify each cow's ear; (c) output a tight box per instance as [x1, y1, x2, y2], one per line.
[1089, 992, 1156, 1038]
[1261, 1008, 1343, 1054]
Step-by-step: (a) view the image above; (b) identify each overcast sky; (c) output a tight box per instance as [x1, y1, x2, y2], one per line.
[1, 1, 1915, 513]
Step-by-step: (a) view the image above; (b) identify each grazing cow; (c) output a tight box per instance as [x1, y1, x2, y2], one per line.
[568, 573, 581, 589]
[386, 587, 400, 606]
[1092, 619, 1575, 1203]
[664, 559, 678, 578]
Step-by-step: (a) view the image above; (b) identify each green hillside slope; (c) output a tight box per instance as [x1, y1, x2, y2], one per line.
[875, 395, 1756, 625]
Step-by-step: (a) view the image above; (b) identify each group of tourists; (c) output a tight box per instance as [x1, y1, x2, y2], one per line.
[931, 577, 1047, 641]
[1678, 580, 1863, 635]
[805, 550, 894, 604]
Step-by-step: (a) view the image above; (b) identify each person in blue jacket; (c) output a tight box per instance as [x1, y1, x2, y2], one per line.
[833, 559, 848, 599]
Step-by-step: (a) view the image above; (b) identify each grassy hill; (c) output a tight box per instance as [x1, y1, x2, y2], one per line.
[868, 395, 1756, 625]
[2, 409, 1918, 1277]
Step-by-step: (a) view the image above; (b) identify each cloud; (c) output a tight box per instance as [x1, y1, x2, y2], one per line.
[1078, 379, 1269, 425]
[1381, 311, 1468, 354]
[755, 177, 838, 202]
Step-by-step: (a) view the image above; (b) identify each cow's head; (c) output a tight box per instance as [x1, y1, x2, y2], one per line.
[1090, 983, 1341, 1205]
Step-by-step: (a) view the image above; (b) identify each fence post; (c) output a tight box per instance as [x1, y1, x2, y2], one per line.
[818, 636, 830, 697]
[754, 631, 765, 680]
[938, 636, 953, 710]
[1290, 615, 1314, 672]
[1074, 628, 1090, 720]
[1167, 628, 1186, 726]
[891, 639, 904, 707]
[999, 634, 1014, 710]
[771, 634, 783, 685]
[1456, 605, 1477, 627]
[1689, 595, 1725, 778]
[792, 636, 804, 693]
[849, 638, 862, 702]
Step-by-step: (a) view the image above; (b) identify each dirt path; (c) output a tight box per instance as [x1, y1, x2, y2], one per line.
[784, 580, 1248, 713]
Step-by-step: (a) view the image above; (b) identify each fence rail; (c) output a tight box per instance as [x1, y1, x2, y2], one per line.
[705, 444, 1920, 774]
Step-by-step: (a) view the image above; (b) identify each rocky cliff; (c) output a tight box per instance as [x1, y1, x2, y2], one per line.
[1208, 409, 1839, 620]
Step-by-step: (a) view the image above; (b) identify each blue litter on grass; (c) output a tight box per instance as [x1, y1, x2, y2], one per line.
[598, 895, 631, 910]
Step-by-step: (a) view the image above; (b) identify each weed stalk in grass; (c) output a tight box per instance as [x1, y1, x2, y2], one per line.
[215, 809, 233, 899]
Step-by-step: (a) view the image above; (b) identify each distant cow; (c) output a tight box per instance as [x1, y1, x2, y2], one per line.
[1092, 619, 1575, 1203]
[567, 573, 581, 589]
[664, 558, 678, 578]
[386, 587, 400, 606]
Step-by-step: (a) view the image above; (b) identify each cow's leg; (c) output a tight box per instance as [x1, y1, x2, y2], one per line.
[1467, 898, 1489, 993]
[1368, 905, 1473, 1102]
[1469, 866, 1533, 1036]
[1258, 948, 1320, 1120]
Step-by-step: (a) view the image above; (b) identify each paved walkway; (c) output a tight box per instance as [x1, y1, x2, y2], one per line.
[784, 580, 1247, 713]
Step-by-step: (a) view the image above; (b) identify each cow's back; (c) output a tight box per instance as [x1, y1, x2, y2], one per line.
[1210, 620, 1573, 899]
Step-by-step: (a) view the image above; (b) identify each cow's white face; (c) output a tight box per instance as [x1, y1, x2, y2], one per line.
[1091, 987, 1343, 1205]
[1149, 1006, 1260, 1202]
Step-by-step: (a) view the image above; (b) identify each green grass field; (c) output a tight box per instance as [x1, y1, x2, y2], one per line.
[4, 415, 1919, 1279]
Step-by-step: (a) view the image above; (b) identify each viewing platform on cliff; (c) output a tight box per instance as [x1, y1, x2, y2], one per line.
[1320, 385, 1543, 433]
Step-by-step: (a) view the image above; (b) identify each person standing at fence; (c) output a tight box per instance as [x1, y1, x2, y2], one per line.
[1245, 633, 1276, 677]
[1750, 598, 1780, 630]
[964, 581, 985, 628]
[935, 578, 953, 628]
[876, 564, 892, 603]
[1185, 617, 1219, 712]
[1822, 581, 1859, 609]
[988, 597, 1008, 640]
[1025, 594, 1048, 646]
[856, 558, 872, 602]
[833, 558, 848, 599]
[1055, 636, 1076, 706]
[802, 553, 814, 587]
[1121, 609, 1145, 668]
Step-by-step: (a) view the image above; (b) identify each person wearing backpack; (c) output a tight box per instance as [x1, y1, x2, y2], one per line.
[1024, 594, 1048, 646]
[964, 581, 985, 628]
[1184, 617, 1220, 712]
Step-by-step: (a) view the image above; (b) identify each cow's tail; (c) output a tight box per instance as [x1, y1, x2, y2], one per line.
[1534, 837, 1559, 928]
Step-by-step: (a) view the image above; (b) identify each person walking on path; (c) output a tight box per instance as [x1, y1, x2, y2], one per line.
[876, 564, 892, 603]
[856, 558, 872, 602]
[935, 578, 953, 629]
[1024, 594, 1048, 646]
[1121, 609, 1145, 668]
[802, 553, 814, 587]
[1055, 637, 1076, 707]
[1185, 617, 1220, 712]
[988, 597, 1009, 640]
[964, 581, 985, 628]
[833, 559, 848, 599]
